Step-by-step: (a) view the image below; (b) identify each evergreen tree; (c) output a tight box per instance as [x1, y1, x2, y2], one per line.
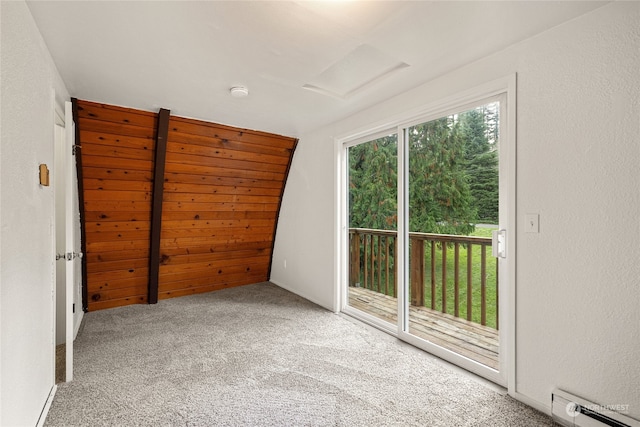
[348, 105, 499, 235]
[408, 117, 475, 235]
[460, 107, 499, 223]
[348, 136, 397, 230]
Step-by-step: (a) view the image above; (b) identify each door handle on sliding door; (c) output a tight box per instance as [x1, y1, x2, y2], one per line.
[492, 229, 506, 258]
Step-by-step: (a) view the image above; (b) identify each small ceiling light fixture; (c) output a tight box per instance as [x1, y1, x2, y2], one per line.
[229, 86, 249, 98]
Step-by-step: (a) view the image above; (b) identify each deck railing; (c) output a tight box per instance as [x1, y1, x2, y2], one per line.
[349, 228, 498, 329]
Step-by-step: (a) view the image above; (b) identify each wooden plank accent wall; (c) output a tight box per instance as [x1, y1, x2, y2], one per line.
[76, 100, 158, 311]
[76, 100, 298, 310]
[158, 116, 297, 300]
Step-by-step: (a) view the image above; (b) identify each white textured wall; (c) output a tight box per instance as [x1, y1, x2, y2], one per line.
[270, 130, 336, 308]
[512, 3, 639, 415]
[272, 1, 640, 418]
[0, 2, 70, 425]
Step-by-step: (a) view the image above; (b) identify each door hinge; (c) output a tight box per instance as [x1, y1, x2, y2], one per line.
[56, 252, 83, 261]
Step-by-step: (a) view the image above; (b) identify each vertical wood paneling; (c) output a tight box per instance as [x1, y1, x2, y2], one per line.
[77, 100, 157, 311]
[157, 117, 297, 299]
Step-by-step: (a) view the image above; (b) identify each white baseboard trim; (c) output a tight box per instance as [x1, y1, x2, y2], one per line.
[37, 384, 57, 427]
[269, 279, 333, 312]
[510, 390, 551, 416]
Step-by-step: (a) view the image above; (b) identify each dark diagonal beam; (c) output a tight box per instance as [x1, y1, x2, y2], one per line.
[148, 108, 170, 304]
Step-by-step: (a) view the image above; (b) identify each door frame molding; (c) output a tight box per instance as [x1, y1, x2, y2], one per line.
[70, 98, 88, 312]
[335, 74, 517, 390]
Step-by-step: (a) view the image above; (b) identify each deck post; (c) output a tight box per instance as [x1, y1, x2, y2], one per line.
[351, 230, 360, 286]
[410, 238, 424, 306]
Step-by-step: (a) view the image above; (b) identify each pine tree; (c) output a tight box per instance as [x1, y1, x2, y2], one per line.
[460, 107, 499, 223]
[348, 106, 498, 235]
[408, 117, 475, 235]
[348, 135, 398, 230]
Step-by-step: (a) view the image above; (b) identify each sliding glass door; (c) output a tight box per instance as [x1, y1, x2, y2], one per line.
[405, 102, 501, 372]
[341, 82, 513, 386]
[345, 133, 398, 330]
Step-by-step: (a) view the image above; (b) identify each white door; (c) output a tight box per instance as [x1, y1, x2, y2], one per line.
[399, 95, 509, 386]
[55, 119, 66, 348]
[54, 102, 80, 382]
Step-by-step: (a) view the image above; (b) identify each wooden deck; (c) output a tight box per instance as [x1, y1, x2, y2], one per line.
[349, 287, 499, 370]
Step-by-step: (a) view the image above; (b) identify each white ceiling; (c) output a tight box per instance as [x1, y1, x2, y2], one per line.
[27, 1, 606, 137]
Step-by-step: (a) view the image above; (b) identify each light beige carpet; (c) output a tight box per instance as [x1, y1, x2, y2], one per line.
[45, 282, 556, 426]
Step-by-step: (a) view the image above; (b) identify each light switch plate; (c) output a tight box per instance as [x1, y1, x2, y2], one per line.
[525, 213, 539, 233]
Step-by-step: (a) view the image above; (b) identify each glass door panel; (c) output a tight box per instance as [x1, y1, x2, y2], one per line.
[406, 102, 500, 370]
[346, 134, 398, 326]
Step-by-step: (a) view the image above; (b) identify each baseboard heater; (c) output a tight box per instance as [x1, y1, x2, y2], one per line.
[552, 389, 639, 427]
